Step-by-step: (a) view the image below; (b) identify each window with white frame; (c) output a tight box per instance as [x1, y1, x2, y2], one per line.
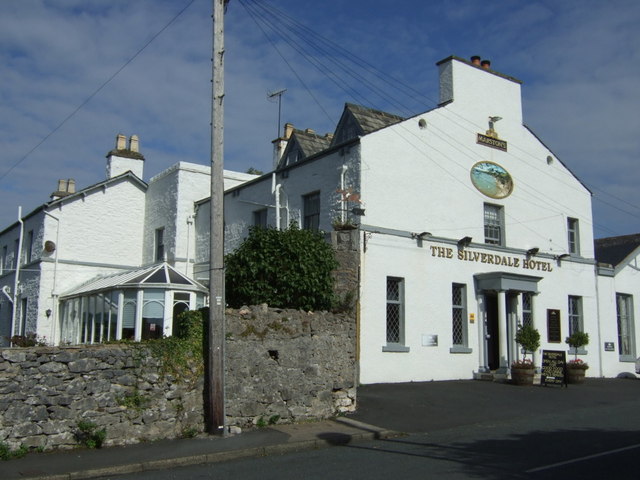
[303, 191, 320, 231]
[384, 277, 406, 350]
[568, 295, 583, 335]
[616, 293, 635, 360]
[13, 239, 19, 269]
[155, 227, 165, 262]
[484, 203, 504, 245]
[253, 208, 268, 228]
[522, 292, 533, 328]
[1, 245, 6, 274]
[25, 230, 33, 264]
[567, 218, 580, 255]
[451, 283, 469, 351]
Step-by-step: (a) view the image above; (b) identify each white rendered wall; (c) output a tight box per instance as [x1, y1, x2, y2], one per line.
[358, 233, 598, 384]
[598, 254, 640, 378]
[359, 59, 593, 258]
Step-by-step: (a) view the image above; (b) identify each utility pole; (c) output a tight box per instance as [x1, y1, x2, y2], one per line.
[208, 0, 226, 435]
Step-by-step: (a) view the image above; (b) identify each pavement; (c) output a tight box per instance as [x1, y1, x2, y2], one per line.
[4, 377, 638, 480]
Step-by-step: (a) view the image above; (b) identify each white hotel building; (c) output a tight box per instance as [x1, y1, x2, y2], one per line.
[0, 56, 637, 383]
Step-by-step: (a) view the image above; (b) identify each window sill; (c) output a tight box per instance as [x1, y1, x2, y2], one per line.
[450, 346, 472, 354]
[382, 344, 410, 353]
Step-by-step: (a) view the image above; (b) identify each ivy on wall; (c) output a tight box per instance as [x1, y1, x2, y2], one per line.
[225, 224, 338, 311]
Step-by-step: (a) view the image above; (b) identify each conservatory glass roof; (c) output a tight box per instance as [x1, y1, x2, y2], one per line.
[60, 262, 207, 298]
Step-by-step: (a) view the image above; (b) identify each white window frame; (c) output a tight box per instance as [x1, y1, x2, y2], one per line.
[155, 227, 165, 262]
[568, 295, 586, 355]
[253, 208, 268, 228]
[451, 283, 472, 353]
[616, 293, 635, 361]
[303, 191, 320, 232]
[382, 276, 409, 352]
[567, 217, 580, 255]
[484, 203, 504, 246]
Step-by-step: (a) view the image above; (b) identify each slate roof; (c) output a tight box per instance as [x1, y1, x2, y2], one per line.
[293, 129, 332, 158]
[345, 103, 405, 135]
[594, 233, 640, 267]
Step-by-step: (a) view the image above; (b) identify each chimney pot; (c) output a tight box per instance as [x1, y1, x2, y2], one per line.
[129, 135, 139, 153]
[57, 179, 67, 192]
[305, 128, 315, 135]
[471, 55, 481, 66]
[481, 59, 491, 70]
[67, 179, 76, 194]
[116, 134, 127, 150]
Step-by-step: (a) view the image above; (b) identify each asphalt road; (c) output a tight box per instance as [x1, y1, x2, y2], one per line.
[97, 378, 640, 479]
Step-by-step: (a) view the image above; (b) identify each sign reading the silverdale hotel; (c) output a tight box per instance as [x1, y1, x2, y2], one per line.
[477, 133, 507, 152]
[429, 246, 553, 272]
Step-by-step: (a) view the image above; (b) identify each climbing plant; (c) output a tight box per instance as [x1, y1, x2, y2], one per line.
[225, 224, 338, 311]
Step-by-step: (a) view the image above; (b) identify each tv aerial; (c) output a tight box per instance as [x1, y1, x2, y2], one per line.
[267, 88, 287, 138]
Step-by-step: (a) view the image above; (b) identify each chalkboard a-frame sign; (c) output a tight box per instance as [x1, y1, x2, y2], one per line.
[542, 350, 567, 387]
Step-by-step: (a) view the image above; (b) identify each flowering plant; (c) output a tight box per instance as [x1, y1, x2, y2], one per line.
[567, 358, 589, 370]
[511, 358, 534, 369]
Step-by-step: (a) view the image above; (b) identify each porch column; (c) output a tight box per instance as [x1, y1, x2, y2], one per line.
[497, 289, 508, 373]
[477, 292, 488, 372]
[513, 292, 522, 365]
[530, 293, 538, 368]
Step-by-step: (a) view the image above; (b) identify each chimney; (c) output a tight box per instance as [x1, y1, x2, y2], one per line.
[106, 133, 145, 180]
[304, 128, 315, 135]
[273, 123, 295, 169]
[284, 123, 294, 139]
[50, 178, 76, 200]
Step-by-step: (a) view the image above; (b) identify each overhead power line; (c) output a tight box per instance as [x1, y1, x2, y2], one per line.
[0, 0, 197, 184]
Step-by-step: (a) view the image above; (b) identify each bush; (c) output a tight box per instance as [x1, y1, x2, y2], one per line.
[76, 421, 106, 449]
[225, 224, 338, 311]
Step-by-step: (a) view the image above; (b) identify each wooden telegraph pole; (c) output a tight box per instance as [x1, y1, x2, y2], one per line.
[208, 0, 226, 435]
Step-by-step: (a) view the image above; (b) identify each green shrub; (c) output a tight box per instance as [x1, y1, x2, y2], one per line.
[225, 224, 338, 311]
[0, 441, 28, 460]
[76, 421, 106, 449]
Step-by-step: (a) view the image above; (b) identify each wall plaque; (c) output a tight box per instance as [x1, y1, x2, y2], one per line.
[604, 342, 615, 352]
[547, 309, 561, 343]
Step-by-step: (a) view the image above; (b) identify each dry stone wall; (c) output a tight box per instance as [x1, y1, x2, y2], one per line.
[0, 306, 356, 451]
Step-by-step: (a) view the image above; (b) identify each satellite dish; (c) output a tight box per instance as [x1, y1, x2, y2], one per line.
[44, 241, 56, 253]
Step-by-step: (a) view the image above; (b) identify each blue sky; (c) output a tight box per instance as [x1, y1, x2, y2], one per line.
[1, 0, 639, 239]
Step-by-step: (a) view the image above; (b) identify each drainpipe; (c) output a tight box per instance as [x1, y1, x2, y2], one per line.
[186, 215, 194, 275]
[11, 207, 24, 339]
[272, 173, 281, 230]
[594, 263, 604, 378]
[44, 212, 60, 345]
[339, 165, 349, 223]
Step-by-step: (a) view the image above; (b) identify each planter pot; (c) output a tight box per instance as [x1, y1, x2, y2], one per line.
[566, 367, 587, 384]
[511, 367, 535, 386]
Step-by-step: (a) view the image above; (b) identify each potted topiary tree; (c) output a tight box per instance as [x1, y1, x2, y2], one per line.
[511, 324, 541, 386]
[565, 331, 589, 384]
